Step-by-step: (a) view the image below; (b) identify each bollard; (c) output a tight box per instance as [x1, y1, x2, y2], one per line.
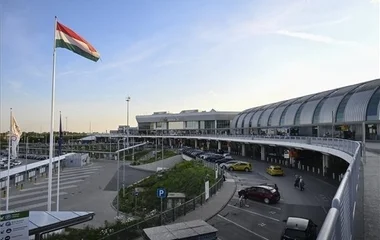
[318, 168, 320, 174]
[302, 165, 305, 170]
[332, 173, 335, 180]
[21, 183, 23, 190]
[312, 167, 315, 173]
[338, 175, 341, 182]
[307, 166, 309, 172]
[34, 177, 37, 183]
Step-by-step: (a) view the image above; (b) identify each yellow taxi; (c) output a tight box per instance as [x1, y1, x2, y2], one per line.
[228, 161, 252, 172]
[266, 165, 284, 176]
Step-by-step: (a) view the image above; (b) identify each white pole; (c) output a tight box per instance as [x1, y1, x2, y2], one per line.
[5, 108, 12, 211]
[331, 111, 334, 138]
[56, 112, 61, 211]
[47, 16, 58, 212]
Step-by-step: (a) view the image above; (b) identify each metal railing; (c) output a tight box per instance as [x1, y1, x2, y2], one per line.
[129, 132, 362, 240]
[99, 160, 224, 240]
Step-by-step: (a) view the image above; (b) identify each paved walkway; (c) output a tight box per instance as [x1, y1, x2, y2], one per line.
[173, 174, 237, 223]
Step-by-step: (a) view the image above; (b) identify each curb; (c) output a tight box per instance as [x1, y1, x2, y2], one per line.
[205, 173, 237, 221]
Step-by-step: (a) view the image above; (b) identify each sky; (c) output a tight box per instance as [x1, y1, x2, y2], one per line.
[0, 0, 379, 133]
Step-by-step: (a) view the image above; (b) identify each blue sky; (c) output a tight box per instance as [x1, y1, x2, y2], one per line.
[0, 0, 379, 132]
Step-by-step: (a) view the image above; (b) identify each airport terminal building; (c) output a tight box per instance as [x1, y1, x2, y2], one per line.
[231, 78, 380, 140]
[135, 109, 239, 135]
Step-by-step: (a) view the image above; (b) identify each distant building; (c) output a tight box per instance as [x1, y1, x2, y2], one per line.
[109, 125, 138, 135]
[135, 109, 239, 135]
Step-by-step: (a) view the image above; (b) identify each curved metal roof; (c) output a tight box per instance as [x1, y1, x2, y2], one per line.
[236, 79, 380, 128]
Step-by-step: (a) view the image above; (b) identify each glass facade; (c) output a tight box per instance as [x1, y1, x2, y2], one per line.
[185, 121, 199, 129]
[217, 120, 230, 129]
[336, 93, 354, 123]
[280, 106, 290, 126]
[367, 88, 380, 120]
[205, 120, 215, 129]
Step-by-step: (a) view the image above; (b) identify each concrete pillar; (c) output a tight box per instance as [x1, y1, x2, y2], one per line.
[215, 120, 217, 134]
[217, 141, 221, 151]
[322, 154, 330, 176]
[195, 139, 198, 148]
[207, 141, 210, 150]
[228, 145, 231, 153]
[260, 145, 266, 161]
[241, 144, 246, 157]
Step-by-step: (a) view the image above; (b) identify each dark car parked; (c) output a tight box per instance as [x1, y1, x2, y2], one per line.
[238, 184, 280, 204]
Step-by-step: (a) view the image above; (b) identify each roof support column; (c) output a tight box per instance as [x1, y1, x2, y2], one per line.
[214, 120, 217, 135]
[227, 142, 231, 153]
[260, 145, 266, 161]
[195, 139, 198, 148]
[322, 154, 330, 176]
[217, 141, 221, 151]
[241, 144, 246, 157]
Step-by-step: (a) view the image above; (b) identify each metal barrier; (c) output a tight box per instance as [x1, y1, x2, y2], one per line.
[129, 133, 361, 240]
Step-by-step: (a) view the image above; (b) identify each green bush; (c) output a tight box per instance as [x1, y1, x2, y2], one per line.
[142, 149, 177, 163]
[118, 161, 215, 214]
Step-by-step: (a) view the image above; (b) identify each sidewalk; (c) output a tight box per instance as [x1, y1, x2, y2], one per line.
[173, 174, 236, 223]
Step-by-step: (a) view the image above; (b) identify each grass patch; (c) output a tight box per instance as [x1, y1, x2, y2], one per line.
[124, 149, 151, 161]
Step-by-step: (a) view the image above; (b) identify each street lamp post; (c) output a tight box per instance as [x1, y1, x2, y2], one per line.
[123, 96, 131, 198]
[116, 138, 123, 217]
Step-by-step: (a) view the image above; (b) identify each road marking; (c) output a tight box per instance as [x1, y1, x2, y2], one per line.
[258, 223, 266, 227]
[36, 175, 91, 185]
[14, 201, 56, 211]
[217, 214, 269, 240]
[60, 166, 102, 173]
[269, 211, 276, 215]
[55, 171, 96, 178]
[9, 192, 67, 206]
[231, 197, 282, 211]
[59, 168, 102, 175]
[313, 195, 328, 214]
[20, 180, 84, 192]
[2, 185, 77, 200]
[227, 204, 280, 222]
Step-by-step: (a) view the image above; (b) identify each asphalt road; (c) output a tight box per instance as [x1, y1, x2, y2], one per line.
[208, 158, 337, 240]
[104, 165, 152, 191]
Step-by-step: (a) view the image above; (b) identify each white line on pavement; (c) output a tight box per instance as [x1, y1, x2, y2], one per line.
[14, 201, 56, 211]
[35, 175, 91, 185]
[21, 180, 83, 192]
[2, 185, 77, 200]
[230, 197, 282, 211]
[227, 204, 280, 222]
[9, 192, 67, 206]
[54, 171, 96, 178]
[59, 167, 102, 174]
[217, 214, 269, 240]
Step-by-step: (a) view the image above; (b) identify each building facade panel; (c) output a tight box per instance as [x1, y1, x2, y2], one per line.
[343, 91, 373, 122]
[318, 96, 343, 123]
[283, 103, 301, 126]
[270, 106, 286, 127]
[231, 114, 241, 129]
[260, 102, 284, 127]
[243, 111, 255, 128]
[237, 113, 248, 129]
[367, 88, 380, 120]
[168, 122, 184, 130]
[299, 100, 320, 125]
[250, 110, 264, 127]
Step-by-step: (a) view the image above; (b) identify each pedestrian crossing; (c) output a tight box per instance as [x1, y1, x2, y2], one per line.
[0, 164, 103, 211]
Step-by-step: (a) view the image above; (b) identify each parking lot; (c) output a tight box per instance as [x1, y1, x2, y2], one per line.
[208, 158, 337, 240]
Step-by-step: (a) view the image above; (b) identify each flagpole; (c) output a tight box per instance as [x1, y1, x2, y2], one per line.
[6, 108, 12, 211]
[56, 111, 61, 211]
[47, 16, 58, 212]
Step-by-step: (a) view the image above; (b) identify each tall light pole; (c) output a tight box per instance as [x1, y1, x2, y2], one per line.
[116, 138, 123, 217]
[123, 96, 130, 197]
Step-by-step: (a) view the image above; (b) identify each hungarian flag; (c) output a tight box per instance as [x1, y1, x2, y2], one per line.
[55, 21, 100, 62]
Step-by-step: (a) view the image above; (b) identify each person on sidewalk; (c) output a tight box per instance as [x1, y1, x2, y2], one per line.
[238, 189, 249, 207]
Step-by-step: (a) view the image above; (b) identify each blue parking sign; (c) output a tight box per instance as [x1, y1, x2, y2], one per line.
[156, 188, 166, 198]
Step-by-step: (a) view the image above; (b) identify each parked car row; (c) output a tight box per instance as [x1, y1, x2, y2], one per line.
[0, 158, 22, 169]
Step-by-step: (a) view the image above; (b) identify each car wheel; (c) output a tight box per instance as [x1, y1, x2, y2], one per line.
[244, 168, 249, 172]
[229, 167, 234, 171]
[264, 198, 270, 204]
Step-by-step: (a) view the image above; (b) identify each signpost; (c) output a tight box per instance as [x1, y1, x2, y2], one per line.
[157, 188, 166, 225]
[0, 210, 29, 240]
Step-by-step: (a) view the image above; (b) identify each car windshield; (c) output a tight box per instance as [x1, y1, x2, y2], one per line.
[284, 229, 306, 238]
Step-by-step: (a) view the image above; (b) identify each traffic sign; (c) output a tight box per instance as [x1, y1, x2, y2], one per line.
[156, 188, 166, 198]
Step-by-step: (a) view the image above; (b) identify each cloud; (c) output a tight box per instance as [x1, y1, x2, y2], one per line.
[275, 30, 360, 46]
